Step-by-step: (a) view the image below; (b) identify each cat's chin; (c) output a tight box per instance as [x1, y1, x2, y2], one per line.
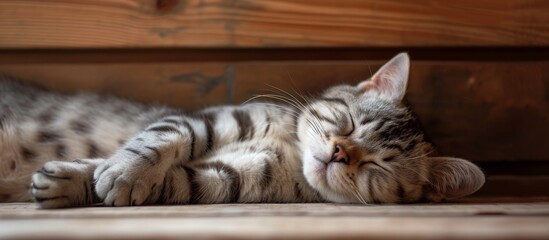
[302, 154, 328, 188]
[302, 151, 357, 203]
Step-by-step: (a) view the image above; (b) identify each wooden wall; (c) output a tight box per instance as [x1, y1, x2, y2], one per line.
[0, 0, 548, 197]
[1, 0, 548, 48]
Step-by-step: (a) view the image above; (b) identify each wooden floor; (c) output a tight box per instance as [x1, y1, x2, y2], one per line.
[1, 198, 548, 240]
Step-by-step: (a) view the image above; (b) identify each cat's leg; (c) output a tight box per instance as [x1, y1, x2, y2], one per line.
[93, 115, 211, 206]
[153, 142, 319, 204]
[31, 158, 102, 208]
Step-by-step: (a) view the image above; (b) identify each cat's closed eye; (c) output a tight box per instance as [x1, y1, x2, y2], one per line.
[358, 161, 377, 168]
[341, 113, 355, 136]
[360, 117, 374, 125]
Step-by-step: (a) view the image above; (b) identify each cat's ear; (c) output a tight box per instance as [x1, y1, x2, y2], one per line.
[425, 157, 485, 201]
[357, 52, 410, 102]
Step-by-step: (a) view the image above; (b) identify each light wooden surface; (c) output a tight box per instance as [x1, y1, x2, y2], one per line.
[1, 0, 548, 48]
[1, 61, 548, 162]
[1, 200, 549, 240]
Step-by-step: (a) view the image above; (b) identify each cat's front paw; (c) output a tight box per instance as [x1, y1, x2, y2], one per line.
[94, 159, 165, 206]
[31, 159, 102, 209]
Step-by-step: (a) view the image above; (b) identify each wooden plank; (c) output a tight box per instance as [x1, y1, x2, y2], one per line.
[1, 61, 547, 162]
[2, 202, 549, 219]
[2, 216, 547, 240]
[0, 202, 548, 240]
[1, 0, 548, 49]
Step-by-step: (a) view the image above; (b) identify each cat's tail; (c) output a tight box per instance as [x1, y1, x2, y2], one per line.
[0, 127, 37, 202]
[0, 175, 33, 202]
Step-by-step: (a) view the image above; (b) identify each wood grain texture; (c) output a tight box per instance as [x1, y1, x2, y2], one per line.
[2, 201, 549, 219]
[1, 61, 547, 162]
[1, 0, 548, 49]
[0, 202, 548, 240]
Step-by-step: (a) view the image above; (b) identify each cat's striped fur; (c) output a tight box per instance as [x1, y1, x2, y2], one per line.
[0, 53, 485, 208]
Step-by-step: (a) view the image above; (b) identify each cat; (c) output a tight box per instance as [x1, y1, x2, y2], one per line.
[0, 53, 485, 208]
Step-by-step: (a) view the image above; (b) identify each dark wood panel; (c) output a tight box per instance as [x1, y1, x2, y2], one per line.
[478, 161, 549, 176]
[0, 61, 547, 162]
[473, 176, 549, 197]
[1, 0, 548, 49]
[1, 48, 549, 64]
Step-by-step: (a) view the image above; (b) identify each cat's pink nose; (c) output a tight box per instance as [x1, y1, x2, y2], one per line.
[331, 145, 349, 164]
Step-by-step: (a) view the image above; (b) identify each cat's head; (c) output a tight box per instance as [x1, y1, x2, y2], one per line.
[297, 53, 485, 203]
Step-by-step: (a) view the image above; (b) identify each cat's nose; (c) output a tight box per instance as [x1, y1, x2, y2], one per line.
[331, 145, 349, 164]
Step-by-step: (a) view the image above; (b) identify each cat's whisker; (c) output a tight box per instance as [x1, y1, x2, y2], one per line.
[258, 103, 301, 120]
[350, 187, 365, 205]
[254, 103, 322, 141]
[308, 112, 326, 137]
[352, 190, 366, 205]
[399, 150, 436, 162]
[244, 94, 303, 116]
[391, 151, 436, 185]
[267, 106, 320, 138]
[395, 164, 433, 186]
[305, 119, 323, 136]
[262, 90, 325, 137]
[248, 94, 303, 114]
[372, 164, 429, 202]
[264, 85, 326, 136]
[265, 85, 308, 110]
[353, 184, 368, 205]
[347, 178, 368, 205]
[373, 167, 407, 197]
[356, 190, 368, 205]
[247, 94, 314, 132]
[239, 102, 317, 138]
[376, 164, 411, 192]
[292, 90, 326, 134]
[299, 92, 327, 134]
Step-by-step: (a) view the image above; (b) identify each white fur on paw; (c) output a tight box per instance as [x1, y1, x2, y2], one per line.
[31, 159, 102, 209]
[94, 160, 164, 206]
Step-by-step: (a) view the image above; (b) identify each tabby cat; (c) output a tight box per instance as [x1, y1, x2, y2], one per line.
[0, 53, 485, 208]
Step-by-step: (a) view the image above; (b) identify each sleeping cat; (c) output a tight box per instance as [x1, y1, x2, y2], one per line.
[0, 53, 485, 208]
